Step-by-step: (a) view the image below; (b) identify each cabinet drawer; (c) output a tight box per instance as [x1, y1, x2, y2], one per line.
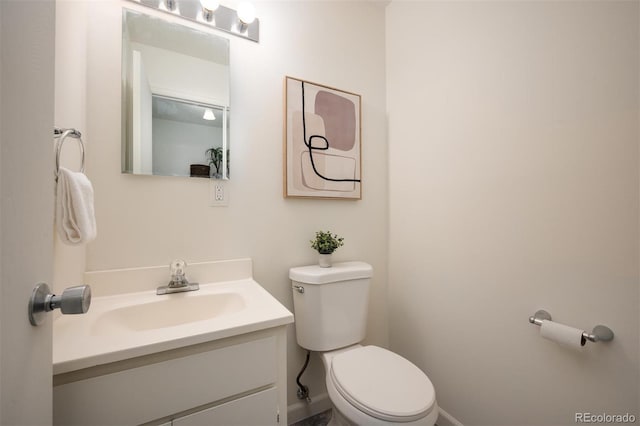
[54, 336, 277, 425]
[173, 387, 278, 426]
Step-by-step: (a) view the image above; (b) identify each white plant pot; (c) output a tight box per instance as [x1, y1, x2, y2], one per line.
[318, 253, 332, 268]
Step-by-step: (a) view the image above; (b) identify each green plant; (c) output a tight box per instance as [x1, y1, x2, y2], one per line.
[205, 147, 223, 175]
[310, 231, 344, 254]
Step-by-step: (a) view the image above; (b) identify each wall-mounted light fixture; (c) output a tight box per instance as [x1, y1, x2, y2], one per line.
[162, 0, 178, 12]
[236, 1, 256, 32]
[199, 0, 219, 22]
[129, 0, 259, 43]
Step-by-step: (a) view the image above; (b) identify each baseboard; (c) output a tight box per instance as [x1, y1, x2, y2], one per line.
[287, 392, 332, 424]
[437, 407, 464, 426]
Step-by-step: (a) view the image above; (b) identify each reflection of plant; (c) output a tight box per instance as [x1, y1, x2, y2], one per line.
[310, 231, 344, 254]
[206, 147, 223, 176]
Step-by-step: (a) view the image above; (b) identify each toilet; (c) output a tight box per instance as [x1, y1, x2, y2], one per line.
[290, 261, 438, 426]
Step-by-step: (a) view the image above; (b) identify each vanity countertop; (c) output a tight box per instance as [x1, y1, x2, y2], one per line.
[53, 273, 293, 375]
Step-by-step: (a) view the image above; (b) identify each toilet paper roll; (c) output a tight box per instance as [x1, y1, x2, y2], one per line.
[540, 320, 586, 348]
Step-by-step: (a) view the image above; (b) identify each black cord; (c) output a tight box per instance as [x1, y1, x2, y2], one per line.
[296, 350, 311, 402]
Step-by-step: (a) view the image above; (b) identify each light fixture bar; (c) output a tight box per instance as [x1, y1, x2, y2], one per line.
[131, 0, 259, 43]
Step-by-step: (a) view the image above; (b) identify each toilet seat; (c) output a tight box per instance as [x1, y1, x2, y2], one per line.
[329, 346, 436, 423]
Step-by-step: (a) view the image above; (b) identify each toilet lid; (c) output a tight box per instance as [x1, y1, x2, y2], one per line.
[330, 346, 436, 422]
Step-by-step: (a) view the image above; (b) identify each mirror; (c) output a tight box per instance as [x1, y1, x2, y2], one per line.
[122, 9, 230, 179]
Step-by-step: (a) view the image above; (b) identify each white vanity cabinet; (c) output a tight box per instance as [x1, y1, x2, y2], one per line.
[53, 328, 287, 426]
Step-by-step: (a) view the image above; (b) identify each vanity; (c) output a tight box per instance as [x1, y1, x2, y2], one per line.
[51, 3, 286, 422]
[52, 259, 293, 426]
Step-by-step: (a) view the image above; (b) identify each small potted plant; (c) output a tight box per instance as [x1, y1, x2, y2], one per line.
[310, 230, 344, 268]
[206, 147, 223, 178]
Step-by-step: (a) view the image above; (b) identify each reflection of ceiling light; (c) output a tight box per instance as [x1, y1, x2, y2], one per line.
[203, 109, 216, 120]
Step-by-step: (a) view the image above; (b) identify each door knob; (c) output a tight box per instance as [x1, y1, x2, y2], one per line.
[28, 283, 91, 326]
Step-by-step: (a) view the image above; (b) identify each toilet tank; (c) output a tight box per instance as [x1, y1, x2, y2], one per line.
[290, 261, 372, 351]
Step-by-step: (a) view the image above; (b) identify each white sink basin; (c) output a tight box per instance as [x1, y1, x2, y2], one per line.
[53, 278, 293, 375]
[92, 292, 246, 334]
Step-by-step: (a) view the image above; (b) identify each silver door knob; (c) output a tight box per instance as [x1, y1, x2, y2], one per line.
[28, 283, 91, 326]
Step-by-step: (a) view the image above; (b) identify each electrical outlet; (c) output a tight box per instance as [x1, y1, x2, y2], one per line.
[209, 180, 228, 206]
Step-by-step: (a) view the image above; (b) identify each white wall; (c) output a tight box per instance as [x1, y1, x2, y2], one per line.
[152, 118, 221, 176]
[131, 42, 229, 105]
[70, 0, 388, 411]
[387, 1, 639, 425]
[54, 0, 89, 301]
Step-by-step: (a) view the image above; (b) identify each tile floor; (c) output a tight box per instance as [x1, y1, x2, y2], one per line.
[289, 409, 440, 426]
[289, 409, 332, 426]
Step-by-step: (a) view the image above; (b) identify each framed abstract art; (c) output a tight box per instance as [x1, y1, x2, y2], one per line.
[284, 76, 362, 199]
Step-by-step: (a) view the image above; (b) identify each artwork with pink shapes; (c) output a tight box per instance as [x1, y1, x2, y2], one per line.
[284, 76, 361, 199]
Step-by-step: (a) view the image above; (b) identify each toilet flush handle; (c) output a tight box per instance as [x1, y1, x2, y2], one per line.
[292, 285, 305, 294]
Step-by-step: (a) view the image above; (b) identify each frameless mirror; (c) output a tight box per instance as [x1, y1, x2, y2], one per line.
[122, 9, 230, 179]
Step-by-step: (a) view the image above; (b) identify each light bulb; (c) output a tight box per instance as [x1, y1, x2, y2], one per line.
[203, 109, 216, 120]
[237, 1, 256, 24]
[199, 0, 219, 12]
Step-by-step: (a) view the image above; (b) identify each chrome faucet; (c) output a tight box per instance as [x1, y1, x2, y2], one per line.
[157, 260, 200, 295]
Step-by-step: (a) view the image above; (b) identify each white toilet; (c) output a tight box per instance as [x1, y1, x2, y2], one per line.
[290, 261, 438, 426]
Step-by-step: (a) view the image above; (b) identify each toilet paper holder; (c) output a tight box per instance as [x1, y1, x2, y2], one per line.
[528, 310, 614, 343]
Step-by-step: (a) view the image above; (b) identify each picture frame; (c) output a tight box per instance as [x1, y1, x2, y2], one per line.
[283, 76, 362, 199]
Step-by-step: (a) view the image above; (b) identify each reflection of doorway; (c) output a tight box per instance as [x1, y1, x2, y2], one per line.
[131, 49, 228, 178]
[151, 95, 226, 177]
[132, 50, 153, 175]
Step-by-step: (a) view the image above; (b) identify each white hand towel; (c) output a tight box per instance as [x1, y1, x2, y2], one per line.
[56, 167, 97, 245]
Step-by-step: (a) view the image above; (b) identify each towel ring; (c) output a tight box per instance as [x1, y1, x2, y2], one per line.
[54, 127, 85, 181]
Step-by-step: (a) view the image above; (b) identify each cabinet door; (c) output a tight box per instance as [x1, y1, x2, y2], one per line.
[54, 337, 277, 425]
[173, 388, 278, 426]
